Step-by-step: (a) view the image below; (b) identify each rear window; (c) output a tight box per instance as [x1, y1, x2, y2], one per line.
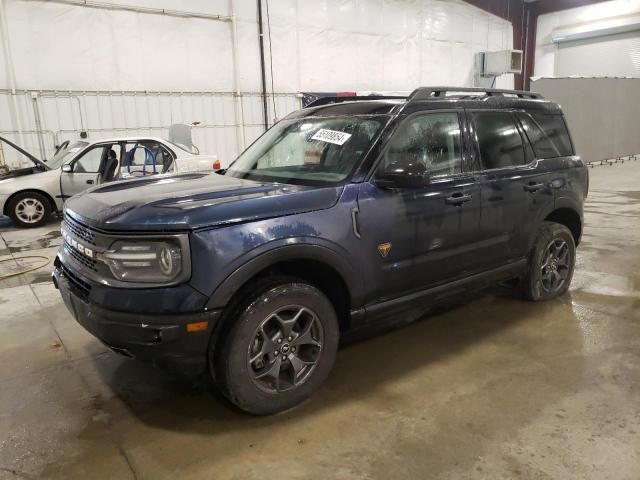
[530, 113, 574, 157]
[516, 113, 560, 159]
[472, 111, 526, 169]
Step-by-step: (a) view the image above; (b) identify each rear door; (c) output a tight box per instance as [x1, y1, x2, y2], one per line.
[469, 110, 554, 266]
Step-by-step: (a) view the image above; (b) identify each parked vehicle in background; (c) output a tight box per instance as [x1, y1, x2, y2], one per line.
[0, 127, 218, 227]
[53, 87, 588, 415]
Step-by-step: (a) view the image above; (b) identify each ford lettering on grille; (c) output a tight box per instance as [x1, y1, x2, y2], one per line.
[62, 226, 95, 259]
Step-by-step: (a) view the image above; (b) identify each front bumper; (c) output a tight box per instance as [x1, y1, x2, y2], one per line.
[52, 258, 222, 373]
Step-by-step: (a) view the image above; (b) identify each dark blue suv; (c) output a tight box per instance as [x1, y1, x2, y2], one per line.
[53, 87, 588, 415]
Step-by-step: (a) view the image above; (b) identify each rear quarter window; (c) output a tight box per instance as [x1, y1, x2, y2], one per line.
[530, 113, 574, 157]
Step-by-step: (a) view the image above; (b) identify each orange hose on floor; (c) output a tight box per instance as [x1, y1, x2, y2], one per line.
[0, 256, 50, 280]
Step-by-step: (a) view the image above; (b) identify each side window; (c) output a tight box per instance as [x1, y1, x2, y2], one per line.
[124, 142, 173, 174]
[472, 111, 526, 169]
[516, 113, 560, 159]
[530, 113, 574, 157]
[145, 142, 174, 173]
[73, 146, 105, 173]
[381, 112, 463, 178]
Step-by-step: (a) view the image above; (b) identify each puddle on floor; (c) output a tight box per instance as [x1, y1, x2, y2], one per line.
[6, 229, 62, 253]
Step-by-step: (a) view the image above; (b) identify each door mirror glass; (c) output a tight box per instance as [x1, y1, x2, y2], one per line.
[62, 164, 72, 173]
[376, 160, 429, 189]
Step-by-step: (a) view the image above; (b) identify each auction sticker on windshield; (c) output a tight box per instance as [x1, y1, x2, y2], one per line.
[311, 129, 352, 146]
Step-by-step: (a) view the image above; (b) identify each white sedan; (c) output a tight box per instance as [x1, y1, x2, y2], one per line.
[0, 133, 218, 228]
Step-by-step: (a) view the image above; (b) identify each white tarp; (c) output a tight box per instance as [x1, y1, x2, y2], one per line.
[1, 0, 514, 167]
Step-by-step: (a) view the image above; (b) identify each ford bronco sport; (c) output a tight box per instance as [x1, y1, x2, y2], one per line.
[53, 87, 588, 415]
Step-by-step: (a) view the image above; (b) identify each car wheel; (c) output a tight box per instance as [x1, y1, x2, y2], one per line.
[7, 191, 52, 228]
[522, 221, 576, 302]
[212, 276, 339, 415]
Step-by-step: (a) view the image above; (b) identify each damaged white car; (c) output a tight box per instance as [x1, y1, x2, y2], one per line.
[0, 126, 219, 227]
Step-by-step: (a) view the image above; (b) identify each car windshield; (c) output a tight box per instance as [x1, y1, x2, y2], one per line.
[46, 141, 89, 169]
[225, 116, 388, 185]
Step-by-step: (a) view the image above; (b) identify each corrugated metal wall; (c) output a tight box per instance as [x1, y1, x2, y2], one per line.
[0, 89, 299, 166]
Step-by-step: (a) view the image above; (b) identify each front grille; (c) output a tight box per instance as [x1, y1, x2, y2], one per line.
[61, 263, 92, 298]
[63, 239, 98, 272]
[63, 215, 97, 246]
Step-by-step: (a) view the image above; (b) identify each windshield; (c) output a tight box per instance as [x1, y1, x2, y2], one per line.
[225, 116, 387, 185]
[46, 141, 89, 169]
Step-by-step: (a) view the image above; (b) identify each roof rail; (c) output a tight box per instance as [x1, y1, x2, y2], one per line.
[304, 95, 406, 108]
[408, 87, 543, 101]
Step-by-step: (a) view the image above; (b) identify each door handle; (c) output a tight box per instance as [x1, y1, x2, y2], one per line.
[86, 179, 94, 185]
[351, 206, 361, 239]
[524, 182, 543, 192]
[445, 193, 472, 205]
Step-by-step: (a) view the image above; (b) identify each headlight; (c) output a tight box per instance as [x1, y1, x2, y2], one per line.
[102, 237, 188, 284]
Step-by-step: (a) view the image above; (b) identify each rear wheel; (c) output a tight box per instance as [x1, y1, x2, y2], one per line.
[522, 222, 576, 301]
[7, 191, 52, 228]
[212, 277, 339, 415]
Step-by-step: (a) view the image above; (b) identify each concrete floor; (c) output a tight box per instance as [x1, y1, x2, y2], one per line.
[1, 162, 639, 480]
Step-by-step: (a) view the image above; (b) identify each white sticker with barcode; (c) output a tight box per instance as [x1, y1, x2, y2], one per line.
[311, 129, 352, 146]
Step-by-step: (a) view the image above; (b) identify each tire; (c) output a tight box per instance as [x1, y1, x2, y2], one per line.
[7, 191, 52, 228]
[521, 221, 576, 302]
[212, 276, 339, 415]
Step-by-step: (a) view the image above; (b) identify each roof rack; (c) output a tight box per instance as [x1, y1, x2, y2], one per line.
[408, 87, 543, 101]
[304, 95, 406, 108]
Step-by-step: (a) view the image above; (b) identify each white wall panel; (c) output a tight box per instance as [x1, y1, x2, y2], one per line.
[1, 0, 513, 168]
[535, 0, 640, 78]
[555, 32, 640, 77]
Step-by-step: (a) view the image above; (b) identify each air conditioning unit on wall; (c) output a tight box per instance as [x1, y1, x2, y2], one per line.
[482, 50, 523, 76]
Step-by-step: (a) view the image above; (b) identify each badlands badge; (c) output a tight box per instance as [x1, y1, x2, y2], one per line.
[377, 242, 392, 258]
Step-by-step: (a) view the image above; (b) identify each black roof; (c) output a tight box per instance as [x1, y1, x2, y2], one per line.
[289, 87, 563, 118]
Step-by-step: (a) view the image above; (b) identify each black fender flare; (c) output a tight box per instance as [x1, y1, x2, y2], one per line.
[523, 194, 582, 254]
[554, 195, 584, 220]
[551, 195, 584, 243]
[205, 241, 363, 310]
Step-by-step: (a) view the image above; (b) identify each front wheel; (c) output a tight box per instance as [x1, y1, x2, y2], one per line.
[522, 222, 576, 301]
[212, 277, 339, 415]
[7, 191, 52, 228]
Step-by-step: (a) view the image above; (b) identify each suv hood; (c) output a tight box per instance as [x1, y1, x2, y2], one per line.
[65, 172, 343, 231]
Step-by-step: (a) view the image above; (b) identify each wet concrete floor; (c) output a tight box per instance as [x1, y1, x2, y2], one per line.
[1, 162, 639, 479]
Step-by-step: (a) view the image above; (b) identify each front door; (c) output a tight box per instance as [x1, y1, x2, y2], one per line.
[60, 144, 107, 199]
[356, 111, 483, 306]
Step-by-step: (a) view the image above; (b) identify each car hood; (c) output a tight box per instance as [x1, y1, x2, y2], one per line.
[65, 172, 343, 231]
[0, 166, 43, 181]
[0, 168, 59, 193]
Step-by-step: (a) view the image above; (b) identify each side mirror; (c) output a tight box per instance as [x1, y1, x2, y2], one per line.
[62, 164, 72, 173]
[375, 160, 429, 189]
